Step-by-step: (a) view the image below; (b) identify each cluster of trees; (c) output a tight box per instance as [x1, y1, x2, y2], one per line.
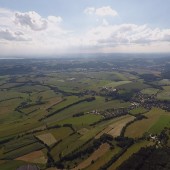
[139, 74, 159, 82]
[47, 85, 80, 96]
[0, 136, 14, 145]
[73, 112, 84, 117]
[103, 89, 139, 102]
[117, 146, 170, 170]
[157, 128, 170, 146]
[16, 100, 45, 111]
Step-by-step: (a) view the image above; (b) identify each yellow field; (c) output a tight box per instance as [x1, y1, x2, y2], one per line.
[107, 116, 135, 137]
[73, 143, 110, 170]
[95, 115, 134, 139]
[36, 133, 57, 146]
[15, 150, 47, 164]
[86, 147, 121, 170]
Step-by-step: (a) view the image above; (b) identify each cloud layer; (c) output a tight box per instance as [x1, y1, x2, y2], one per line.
[0, 7, 170, 56]
[84, 6, 118, 17]
[15, 11, 48, 31]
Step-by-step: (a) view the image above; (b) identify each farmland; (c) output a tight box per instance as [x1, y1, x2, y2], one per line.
[0, 55, 170, 170]
[125, 108, 168, 138]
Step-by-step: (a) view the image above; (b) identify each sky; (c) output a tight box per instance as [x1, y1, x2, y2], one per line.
[0, 0, 170, 56]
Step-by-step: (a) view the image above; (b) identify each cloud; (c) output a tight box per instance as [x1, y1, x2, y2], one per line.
[84, 6, 118, 17]
[14, 11, 63, 32]
[47, 16, 62, 23]
[84, 7, 95, 15]
[0, 8, 65, 42]
[95, 6, 118, 17]
[15, 11, 48, 31]
[0, 8, 170, 55]
[76, 24, 170, 52]
[0, 29, 30, 41]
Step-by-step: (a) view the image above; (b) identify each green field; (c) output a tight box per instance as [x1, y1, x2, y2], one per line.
[58, 114, 102, 128]
[105, 81, 131, 88]
[0, 160, 26, 170]
[158, 79, 170, 86]
[0, 58, 169, 170]
[86, 146, 121, 170]
[117, 81, 149, 91]
[108, 140, 153, 170]
[141, 88, 159, 95]
[129, 107, 148, 115]
[157, 90, 170, 101]
[125, 108, 167, 138]
[149, 115, 170, 134]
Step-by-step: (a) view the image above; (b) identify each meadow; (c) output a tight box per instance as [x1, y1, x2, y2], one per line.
[0, 57, 169, 170]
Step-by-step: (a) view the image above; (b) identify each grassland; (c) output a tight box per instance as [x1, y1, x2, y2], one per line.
[108, 140, 153, 170]
[0, 160, 26, 170]
[50, 127, 73, 140]
[117, 81, 149, 91]
[158, 79, 170, 86]
[157, 90, 170, 101]
[129, 107, 148, 115]
[57, 114, 102, 128]
[106, 116, 135, 137]
[15, 150, 47, 164]
[125, 108, 168, 138]
[46, 96, 130, 124]
[0, 57, 169, 170]
[36, 133, 57, 146]
[73, 143, 110, 170]
[86, 146, 121, 170]
[105, 81, 131, 88]
[149, 115, 170, 134]
[141, 88, 159, 95]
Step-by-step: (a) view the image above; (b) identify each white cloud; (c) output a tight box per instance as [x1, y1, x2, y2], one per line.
[74, 24, 170, 51]
[0, 8, 170, 56]
[0, 28, 30, 41]
[84, 7, 95, 15]
[95, 6, 118, 17]
[84, 6, 118, 17]
[47, 16, 62, 23]
[15, 11, 48, 31]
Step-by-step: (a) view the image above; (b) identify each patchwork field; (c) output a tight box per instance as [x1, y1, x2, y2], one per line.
[157, 90, 170, 101]
[0, 57, 169, 170]
[96, 115, 134, 138]
[125, 108, 168, 138]
[73, 143, 110, 170]
[129, 107, 148, 115]
[36, 133, 57, 146]
[108, 140, 153, 170]
[16, 150, 47, 164]
[107, 116, 135, 137]
[141, 88, 159, 95]
[86, 147, 121, 170]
